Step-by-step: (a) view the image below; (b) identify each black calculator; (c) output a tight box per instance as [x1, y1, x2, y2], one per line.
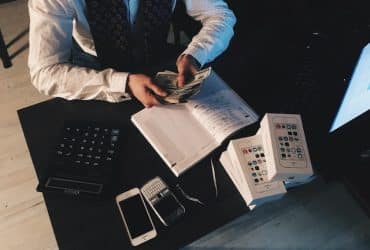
[37, 121, 122, 197]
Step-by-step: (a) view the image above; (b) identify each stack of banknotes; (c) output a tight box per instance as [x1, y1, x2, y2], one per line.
[153, 67, 212, 104]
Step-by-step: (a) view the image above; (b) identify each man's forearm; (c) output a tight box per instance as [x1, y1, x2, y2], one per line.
[182, 0, 237, 67]
[30, 63, 131, 103]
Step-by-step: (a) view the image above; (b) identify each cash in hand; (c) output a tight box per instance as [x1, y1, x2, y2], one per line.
[153, 67, 212, 104]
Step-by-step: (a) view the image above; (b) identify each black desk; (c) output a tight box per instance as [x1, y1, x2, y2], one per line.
[18, 98, 258, 250]
[16, 23, 370, 248]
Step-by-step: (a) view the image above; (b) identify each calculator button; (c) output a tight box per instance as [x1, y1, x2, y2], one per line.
[111, 129, 120, 135]
[64, 152, 72, 157]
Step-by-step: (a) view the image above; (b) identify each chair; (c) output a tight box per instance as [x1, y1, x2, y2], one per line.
[0, 28, 12, 68]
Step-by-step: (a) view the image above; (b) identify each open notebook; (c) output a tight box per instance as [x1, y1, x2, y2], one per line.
[131, 71, 259, 176]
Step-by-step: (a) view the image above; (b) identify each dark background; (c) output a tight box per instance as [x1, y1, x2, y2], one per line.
[176, 0, 370, 210]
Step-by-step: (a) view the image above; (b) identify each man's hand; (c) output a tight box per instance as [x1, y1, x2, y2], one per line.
[127, 74, 167, 108]
[176, 54, 200, 88]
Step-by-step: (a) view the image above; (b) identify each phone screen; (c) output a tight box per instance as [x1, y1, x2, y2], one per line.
[119, 194, 153, 238]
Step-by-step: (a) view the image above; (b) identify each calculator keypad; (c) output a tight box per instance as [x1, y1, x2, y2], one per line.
[53, 123, 120, 178]
[274, 122, 305, 162]
[141, 178, 167, 204]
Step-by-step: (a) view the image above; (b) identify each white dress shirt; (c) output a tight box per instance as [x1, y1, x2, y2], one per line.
[28, 0, 236, 102]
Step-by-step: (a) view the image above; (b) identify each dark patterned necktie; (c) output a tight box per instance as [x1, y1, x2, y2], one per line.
[85, 0, 173, 71]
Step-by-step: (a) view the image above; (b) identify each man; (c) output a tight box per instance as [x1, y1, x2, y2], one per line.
[28, 0, 236, 107]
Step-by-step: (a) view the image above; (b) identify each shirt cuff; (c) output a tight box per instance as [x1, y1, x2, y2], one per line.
[180, 45, 208, 68]
[110, 71, 132, 101]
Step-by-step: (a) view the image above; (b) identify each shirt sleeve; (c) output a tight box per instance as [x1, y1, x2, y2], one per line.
[28, 0, 131, 102]
[181, 0, 236, 67]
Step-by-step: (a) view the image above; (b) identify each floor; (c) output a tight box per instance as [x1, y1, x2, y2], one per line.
[0, 1, 54, 249]
[1, 1, 370, 250]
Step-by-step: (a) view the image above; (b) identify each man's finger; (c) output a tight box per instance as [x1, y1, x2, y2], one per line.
[146, 80, 167, 97]
[143, 97, 160, 108]
[145, 92, 160, 107]
[190, 66, 198, 74]
[177, 73, 186, 88]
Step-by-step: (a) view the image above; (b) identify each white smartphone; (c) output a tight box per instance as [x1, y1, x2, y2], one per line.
[116, 188, 157, 246]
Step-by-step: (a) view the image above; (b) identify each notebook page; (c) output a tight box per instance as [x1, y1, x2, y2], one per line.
[186, 72, 258, 144]
[131, 104, 218, 176]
